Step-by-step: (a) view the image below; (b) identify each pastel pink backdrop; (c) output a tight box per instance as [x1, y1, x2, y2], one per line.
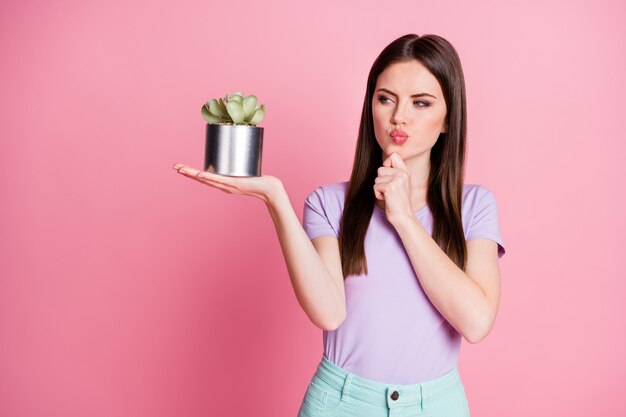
[1, 0, 624, 416]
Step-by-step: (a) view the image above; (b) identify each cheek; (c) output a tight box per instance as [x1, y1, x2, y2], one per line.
[372, 117, 387, 146]
[371, 107, 385, 131]
[425, 111, 447, 132]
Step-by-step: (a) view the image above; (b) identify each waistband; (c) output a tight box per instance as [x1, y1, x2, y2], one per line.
[314, 355, 463, 408]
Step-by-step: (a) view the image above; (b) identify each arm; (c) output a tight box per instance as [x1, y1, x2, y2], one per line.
[392, 214, 501, 343]
[265, 184, 346, 331]
[371, 154, 502, 344]
[172, 164, 346, 331]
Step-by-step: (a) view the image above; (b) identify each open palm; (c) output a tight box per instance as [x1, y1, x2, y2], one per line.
[172, 163, 283, 204]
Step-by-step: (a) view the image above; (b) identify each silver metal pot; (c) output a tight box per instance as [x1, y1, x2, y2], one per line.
[204, 124, 264, 177]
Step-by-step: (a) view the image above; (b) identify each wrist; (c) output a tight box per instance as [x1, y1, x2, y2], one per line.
[390, 211, 418, 230]
[264, 179, 287, 208]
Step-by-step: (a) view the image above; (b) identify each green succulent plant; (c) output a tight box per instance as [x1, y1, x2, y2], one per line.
[201, 91, 265, 126]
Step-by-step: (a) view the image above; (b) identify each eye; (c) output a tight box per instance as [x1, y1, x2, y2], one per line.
[414, 100, 430, 107]
[377, 95, 392, 104]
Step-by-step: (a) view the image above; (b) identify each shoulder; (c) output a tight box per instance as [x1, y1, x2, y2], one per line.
[461, 183, 501, 224]
[462, 183, 497, 208]
[305, 180, 349, 209]
[302, 181, 349, 238]
[461, 183, 505, 257]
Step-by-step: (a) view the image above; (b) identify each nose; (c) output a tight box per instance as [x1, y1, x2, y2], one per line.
[390, 100, 408, 125]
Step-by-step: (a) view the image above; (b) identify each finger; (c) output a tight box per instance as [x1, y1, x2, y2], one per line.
[185, 172, 239, 194]
[197, 172, 243, 192]
[373, 183, 385, 200]
[173, 163, 203, 172]
[192, 170, 248, 195]
[374, 176, 394, 184]
[197, 172, 236, 185]
[177, 167, 218, 183]
[178, 167, 227, 184]
[383, 155, 393, 168]
[389, 153, 410, 175]
[196, 170, 233, 185]
[203, 179, 236, 193]
[377, 166, 396, 177]
[177, 166, 203, 177]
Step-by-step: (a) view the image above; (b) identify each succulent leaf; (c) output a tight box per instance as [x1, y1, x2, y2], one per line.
[218, 98, 228, 115]
[201, 104, 222, 123]
[228, 94, 243, 104]
[225, 100, 245, 123]
[231, 91, 244, 98]
[247, 105, 265, 125]
[208, 99, 226, 117]
[243, 95, 258, 120]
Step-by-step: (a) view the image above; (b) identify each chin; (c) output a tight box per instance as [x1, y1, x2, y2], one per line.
[379, 142, 419, 160]
[385, 143, 409, 155]
[391, 148, 427, 162]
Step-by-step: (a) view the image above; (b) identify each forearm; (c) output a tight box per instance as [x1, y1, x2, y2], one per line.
[392, 215, 490, 343]
[264, 185, 345, 330]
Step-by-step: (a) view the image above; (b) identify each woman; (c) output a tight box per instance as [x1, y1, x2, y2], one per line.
[173, 33, 505, 417]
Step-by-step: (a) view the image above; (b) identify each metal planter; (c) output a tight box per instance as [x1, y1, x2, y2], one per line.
[203, 124, 264, 177]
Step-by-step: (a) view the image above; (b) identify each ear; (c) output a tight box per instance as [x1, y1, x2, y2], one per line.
[442, 121, 448, 134]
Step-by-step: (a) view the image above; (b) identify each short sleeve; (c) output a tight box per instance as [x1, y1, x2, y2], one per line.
[303, 186, 339, 240]
[466, 186, 506, 258]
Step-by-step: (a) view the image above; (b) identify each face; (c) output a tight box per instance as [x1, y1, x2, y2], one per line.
[371, 60, 448, 161]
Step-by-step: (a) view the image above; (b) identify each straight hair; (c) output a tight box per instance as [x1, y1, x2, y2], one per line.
[339, 33, 467, 278]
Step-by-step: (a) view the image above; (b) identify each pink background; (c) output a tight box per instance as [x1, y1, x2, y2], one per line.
[1, 0, 624, 416]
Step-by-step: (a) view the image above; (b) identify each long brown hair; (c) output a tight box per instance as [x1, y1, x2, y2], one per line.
[340, 33, 467, 278]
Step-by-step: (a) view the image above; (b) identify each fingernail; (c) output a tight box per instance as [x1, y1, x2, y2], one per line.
[172, 164, 180, 170]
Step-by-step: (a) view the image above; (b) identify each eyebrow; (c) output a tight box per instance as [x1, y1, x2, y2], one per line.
[376, 88, 437, 99]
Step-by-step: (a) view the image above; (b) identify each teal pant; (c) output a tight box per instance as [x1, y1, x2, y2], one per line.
[297, 355, 470, 417]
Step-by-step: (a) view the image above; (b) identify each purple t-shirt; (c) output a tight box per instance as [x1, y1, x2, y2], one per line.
[302, 181, 506, 384]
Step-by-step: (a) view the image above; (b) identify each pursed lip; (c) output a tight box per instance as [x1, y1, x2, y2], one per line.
[390, 128, 408, 138]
